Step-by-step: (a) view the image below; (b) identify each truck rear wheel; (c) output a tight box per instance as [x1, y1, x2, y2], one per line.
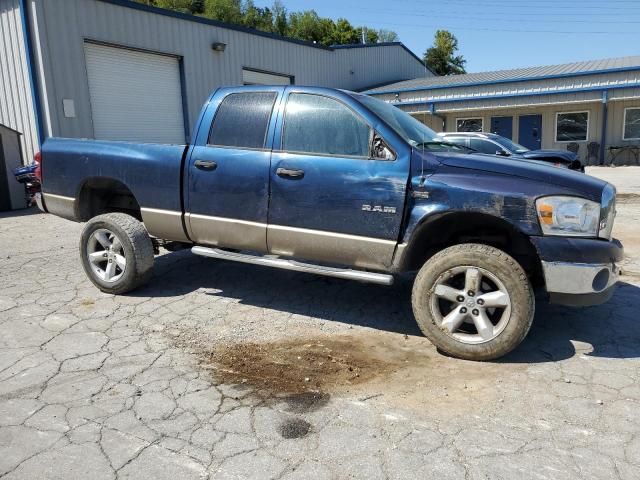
[79, 213, 154, 294]
[411, 243, 534, 361]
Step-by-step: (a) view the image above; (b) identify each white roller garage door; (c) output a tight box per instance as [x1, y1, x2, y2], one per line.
[84, 42, 186, 144]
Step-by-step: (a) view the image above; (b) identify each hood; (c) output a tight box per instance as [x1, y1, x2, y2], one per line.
[520, 149, 577, 163]
[424, 150, 606, 201]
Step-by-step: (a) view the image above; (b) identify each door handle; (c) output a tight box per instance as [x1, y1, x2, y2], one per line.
[194, 159, 217, 171]
[276, 167, 304, 179]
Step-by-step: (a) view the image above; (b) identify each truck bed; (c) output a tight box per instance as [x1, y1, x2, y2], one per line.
[42, 138, 188, 216]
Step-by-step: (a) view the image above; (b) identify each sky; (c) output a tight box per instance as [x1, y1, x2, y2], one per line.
[253, 0, 640, 73]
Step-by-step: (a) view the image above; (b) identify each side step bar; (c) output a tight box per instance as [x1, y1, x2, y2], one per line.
[191, 246, 394, 286]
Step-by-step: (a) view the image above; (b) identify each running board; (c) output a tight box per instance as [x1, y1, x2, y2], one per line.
[191, 246, 394, 285]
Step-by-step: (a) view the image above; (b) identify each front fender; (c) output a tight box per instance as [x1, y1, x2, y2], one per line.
[402, 173, 544, 242]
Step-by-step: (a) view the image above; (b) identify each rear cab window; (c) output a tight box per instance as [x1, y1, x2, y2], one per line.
[208, 92, 278, 149]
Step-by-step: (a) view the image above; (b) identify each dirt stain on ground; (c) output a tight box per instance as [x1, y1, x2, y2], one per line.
[203, 336, 414, 395]
[190, 331, 527, 416]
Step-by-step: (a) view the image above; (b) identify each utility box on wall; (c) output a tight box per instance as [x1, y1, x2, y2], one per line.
[0, 124, 26, 212]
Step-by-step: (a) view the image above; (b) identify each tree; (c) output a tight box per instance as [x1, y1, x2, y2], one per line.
[133, 0, 398, 47]
[424, 30, 466, 76]
[377, 29, 398, 42]
[288, 10, 330, 44]
[242, 1, 274, 32]
[332, 18, 359, 45]
[190, 0, 205, 14]
[204, 0, 243, 24]
[272, 0, 288, 36]
[155, 0, 192, 13]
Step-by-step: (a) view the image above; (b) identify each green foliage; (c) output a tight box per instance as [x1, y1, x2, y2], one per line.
[272, 0, 287, 36]
[133, 0, 398, 47]
[190, 0, 204, 14]
[204, 0, 243, 24]
[377, 29, 398, 43]
[154, 0, 192, 13]
[424, 30, 466, 76]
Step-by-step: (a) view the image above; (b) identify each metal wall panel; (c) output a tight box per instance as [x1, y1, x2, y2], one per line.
[29, 0, 428, 142]
[0, 0, 38, 165]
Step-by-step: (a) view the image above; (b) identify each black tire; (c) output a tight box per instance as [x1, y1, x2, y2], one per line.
[411, 243, 534, 361]
[79, 213, 154, 294]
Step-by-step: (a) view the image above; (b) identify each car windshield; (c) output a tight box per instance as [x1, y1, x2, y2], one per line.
[355, 94, 439, 147]
[492, 136, 530, 154]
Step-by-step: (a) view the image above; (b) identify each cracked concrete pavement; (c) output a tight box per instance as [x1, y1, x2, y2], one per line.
[1, 181, 640, 479]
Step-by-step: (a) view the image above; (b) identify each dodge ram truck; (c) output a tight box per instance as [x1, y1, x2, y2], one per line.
[35, 86, 623, 361]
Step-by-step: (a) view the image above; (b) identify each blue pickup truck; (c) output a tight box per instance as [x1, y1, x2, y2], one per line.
[35, 86, 622, 361]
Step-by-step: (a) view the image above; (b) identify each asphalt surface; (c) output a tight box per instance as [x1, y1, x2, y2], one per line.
[1, 172, 639, 479]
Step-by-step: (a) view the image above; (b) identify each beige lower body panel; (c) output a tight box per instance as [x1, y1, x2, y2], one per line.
[267, 224, 396, 271]
[42, 193, 76, 220]
[141, 208, 190, 243]
[186, 213, 267, 252]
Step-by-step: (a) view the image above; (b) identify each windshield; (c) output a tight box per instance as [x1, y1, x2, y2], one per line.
[354, 94, 439, 146]
[492, 136, 530, 153]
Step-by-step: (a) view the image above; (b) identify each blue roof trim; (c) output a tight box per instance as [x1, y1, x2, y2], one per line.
[18, 0, 44, 144]
[365, 65, 640, 95]
[389, 82, 640, 108]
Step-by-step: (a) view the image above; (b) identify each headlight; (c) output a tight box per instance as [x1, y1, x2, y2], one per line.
[599, 184, 616, 240]
[536, 196, 600, 237]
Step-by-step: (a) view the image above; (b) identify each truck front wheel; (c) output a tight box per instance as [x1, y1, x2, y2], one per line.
[79, 213, 154, 294]
[412, 243, 534, 361]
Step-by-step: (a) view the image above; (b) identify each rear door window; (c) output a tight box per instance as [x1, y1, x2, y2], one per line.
[282, 93, 371, 157]
[208, 92, 277, 149]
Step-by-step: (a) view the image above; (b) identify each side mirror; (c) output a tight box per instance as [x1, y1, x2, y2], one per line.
[372, 134, 395, 160]
[496, 150, 509, 156]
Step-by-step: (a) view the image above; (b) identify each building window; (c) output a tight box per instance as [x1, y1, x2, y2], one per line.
[623, 107, 640, 140]
[456, 118, 483, 132]
[556, 111, 589, 142]
[208, 92, 277, 149]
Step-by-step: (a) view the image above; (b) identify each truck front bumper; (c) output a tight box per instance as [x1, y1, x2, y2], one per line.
[530, 236, 624, 307]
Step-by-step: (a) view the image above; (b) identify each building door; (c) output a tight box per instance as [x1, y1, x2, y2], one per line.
[491, 116, 513, 139]
[84, 42, 186, 144]
[518, 115, 542, 150]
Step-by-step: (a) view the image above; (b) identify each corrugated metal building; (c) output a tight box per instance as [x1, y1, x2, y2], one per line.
[366, 56, 640, 165]
[0, 0, 430, 166]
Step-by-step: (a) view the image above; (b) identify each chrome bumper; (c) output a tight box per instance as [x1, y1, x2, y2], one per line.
[542, 260, 620, 306]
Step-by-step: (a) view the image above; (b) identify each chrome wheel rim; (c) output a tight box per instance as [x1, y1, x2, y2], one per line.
[429, 266, 512, 345]
[86, 229, 126, 283]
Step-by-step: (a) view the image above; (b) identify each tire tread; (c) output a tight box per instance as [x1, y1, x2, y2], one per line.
[411, 243, 534, 361]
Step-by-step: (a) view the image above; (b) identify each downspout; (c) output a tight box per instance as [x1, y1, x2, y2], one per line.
[430, 103, 446, 131]
[18, 0, 44, 146]
[599, 91, 608, 166]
